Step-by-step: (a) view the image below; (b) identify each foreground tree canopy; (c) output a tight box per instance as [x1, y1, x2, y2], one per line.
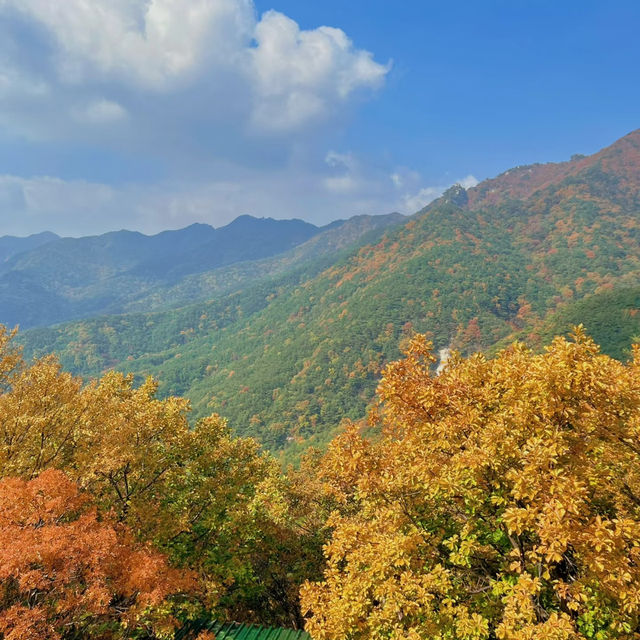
[0, 325, 329, 631]
[302, 328, 640, 640]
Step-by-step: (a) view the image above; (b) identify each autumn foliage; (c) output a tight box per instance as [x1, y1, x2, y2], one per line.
[4, 318, 640, 638]
[302, 328, 640, 640]
[0, 469, 192, 640]
[0, 324, 326, 630]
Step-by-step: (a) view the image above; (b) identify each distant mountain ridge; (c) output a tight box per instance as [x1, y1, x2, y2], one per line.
[0, 231, 59, 264]
[0, 216, 318, 286]
[126, 216, 320, 279]
[0, 213, 403, 329]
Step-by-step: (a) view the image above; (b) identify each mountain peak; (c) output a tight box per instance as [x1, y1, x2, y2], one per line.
[586, 127, 640, 178]
[228, 214, 259, 225]
[442, 184, 469, 207]
[467, 127, 640, 209]
[223, 214, 318, 231]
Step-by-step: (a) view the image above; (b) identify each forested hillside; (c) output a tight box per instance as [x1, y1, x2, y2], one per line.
[503, 286, 640, 362]
[18, 130, 640, 456]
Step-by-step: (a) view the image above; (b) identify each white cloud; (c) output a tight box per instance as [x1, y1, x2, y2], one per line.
[249, 11, 388, 131]
[389, 168, 420, 190]
[0, 0, 388, 136]
[458, 174, 479, 189]
[0, 177, 27, 211]
[0, 67, 49, 99]
[402, 186, 444, 213]
[74, 99, 128, 124]
[4, 0, 254, 89]
[0, 1, 399, 236]
[322, 151, 370, 195]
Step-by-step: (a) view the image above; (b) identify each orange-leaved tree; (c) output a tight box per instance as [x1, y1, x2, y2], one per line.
[302, 328, 640, 640]
[0, 468, 195, 640]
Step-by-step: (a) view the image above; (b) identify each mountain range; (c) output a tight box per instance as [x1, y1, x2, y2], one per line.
[14, 129, 640, 459]
[0, 213, 403, 329]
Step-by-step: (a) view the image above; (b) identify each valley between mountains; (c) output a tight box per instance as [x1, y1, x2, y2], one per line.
[8, 129, 640, 458]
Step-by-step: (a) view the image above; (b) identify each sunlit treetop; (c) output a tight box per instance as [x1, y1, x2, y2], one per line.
[302, 327, 640, 640]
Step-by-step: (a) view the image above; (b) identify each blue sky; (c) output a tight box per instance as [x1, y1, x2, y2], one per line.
[0, 0, 638, 236]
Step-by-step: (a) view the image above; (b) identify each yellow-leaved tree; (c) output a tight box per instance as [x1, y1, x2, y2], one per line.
[301, 327, 640, 640]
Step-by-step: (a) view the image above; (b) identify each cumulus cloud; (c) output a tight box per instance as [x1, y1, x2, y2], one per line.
[3, 0, 255, 89]
[0, 0, 388, 138]
[249, 11, 388, 131]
